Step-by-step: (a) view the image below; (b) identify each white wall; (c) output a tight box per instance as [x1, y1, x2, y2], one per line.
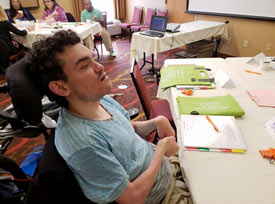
[133, 0, 166, 9]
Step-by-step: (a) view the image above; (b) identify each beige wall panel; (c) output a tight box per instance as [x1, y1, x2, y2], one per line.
[196, 14, 275, 56]
[167, 0, 194, 23]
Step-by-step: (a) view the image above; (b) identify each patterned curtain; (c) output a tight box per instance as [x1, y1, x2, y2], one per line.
[72, 0, 85, 22]
[113, 0, 126, 20]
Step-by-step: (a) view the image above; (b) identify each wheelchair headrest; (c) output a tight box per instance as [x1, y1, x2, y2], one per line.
[6, 58, 43, 125]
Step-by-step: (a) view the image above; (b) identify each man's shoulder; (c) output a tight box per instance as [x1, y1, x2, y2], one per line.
[93, 8, 102, 13]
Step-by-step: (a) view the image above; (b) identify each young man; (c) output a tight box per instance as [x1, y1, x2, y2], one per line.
[81, 0, 116, 57]
[27, 30, 191, 204]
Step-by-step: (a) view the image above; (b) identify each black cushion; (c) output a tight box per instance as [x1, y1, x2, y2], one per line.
[37, 131, 94, 204]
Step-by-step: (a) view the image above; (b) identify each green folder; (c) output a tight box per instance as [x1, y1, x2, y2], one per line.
[176, 94, 245, 117]
[160, 65, 212, 90]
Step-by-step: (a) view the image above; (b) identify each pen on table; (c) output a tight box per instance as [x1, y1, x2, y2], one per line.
[195, 67, 212, 71]
[206, 115, 219, 133]
[244, 70, 262, 75]
[176, 86, 215, 90]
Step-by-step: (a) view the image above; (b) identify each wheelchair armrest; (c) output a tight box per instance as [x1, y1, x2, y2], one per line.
[127, 108, 139, 120]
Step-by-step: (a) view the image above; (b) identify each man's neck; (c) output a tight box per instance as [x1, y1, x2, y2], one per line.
[68, 99, 111, 121]
[88, 6, 93, 13]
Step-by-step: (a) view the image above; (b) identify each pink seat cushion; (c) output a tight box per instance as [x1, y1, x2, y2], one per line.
[139, 27, 150, 31]
[120, 23, 136, 29]
[131, 25, 149, 31]
[157, 10, 167, 16]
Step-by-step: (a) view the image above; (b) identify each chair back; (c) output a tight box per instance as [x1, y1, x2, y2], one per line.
[101, 12, 107, 28]
[132, 6, 143, 24]
[130, 59, 152, 120]
[36, 131, 95, 204]
[65, 12, 76, 22]
[6, 59, 43, 125]
[156, 8, 168, 16]
[144, 8, 155, 26]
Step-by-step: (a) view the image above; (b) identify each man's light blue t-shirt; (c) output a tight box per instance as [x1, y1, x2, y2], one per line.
[55, 95, 172, 204]
[81, 8, 103, 22]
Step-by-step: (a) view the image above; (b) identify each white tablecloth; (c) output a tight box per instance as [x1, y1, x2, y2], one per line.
[130, 20, 228, 61]
[225, 57, 275, 90]
[158, 58, 275, 204]
[12, 22, 102, 49]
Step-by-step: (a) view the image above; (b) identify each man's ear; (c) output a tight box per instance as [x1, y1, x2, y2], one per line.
[48, 81, 70, 97]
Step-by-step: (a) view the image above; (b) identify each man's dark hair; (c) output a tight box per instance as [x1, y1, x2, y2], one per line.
[27, 30, 80, 108]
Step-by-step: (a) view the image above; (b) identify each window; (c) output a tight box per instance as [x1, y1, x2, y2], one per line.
[91, 0, 115, 20]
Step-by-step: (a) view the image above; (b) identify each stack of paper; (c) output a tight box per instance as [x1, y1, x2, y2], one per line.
[247, 90, 275, 107]
[181, 115, 247, 152]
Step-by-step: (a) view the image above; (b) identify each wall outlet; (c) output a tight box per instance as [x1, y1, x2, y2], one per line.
[243, 40, 248, 48]
[227, 37, 232, 44]
[266, 44, 272, 51]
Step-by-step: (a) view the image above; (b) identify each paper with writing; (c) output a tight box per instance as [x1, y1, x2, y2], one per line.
[181, 115, 247, 150]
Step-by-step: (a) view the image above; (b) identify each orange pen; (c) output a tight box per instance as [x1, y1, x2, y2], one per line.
[206, 115, 219, 133]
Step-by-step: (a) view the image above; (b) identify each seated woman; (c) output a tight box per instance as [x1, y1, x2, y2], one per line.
[42, 0, 68, 22]
[0, 6, 33, 72]
[6, 0, 35, 23]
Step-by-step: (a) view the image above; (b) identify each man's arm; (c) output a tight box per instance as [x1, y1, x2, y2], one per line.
[80, 10, 86, 22]
[115, 136, 178, 204]
[132, 115, 175, 139]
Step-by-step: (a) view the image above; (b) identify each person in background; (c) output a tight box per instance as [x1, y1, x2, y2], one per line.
[27, 30, 192, 204]
[42, 0, 67, 22]
[6, 0, 35, 23]
[0, 5, 33, 73]
[81, 0, 116, 57]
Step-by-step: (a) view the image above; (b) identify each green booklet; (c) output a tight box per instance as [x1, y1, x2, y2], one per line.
[176, 94, 245, 117]
[160, 65, 212, 90]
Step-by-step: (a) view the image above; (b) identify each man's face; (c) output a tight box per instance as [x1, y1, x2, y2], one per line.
[55, 43, 112, 106]
[83, 0, 92, 12]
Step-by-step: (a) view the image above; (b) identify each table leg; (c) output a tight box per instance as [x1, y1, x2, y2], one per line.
[140, 52, 160, 84]
[140, 52, 155, 71]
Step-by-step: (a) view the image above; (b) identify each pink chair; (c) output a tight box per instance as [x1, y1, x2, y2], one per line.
[119, 6, 143, 29]
[156, 8, 168, 16]
[131, 8, 155, 32]
[130, 59, 175, 129]
[139, 8, 168, 32]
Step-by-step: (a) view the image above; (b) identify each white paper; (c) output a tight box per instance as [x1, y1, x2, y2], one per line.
[181, 115, 246, 150]
[269, 62, 275, 70]
[246, 52, 266, 66]
[264, 116, 275, 140]
[214, 69, 235, 88]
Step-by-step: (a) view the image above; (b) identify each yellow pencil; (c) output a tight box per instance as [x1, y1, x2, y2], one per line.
[245, 70, 262, 75]
[206, 115, 219, 133]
